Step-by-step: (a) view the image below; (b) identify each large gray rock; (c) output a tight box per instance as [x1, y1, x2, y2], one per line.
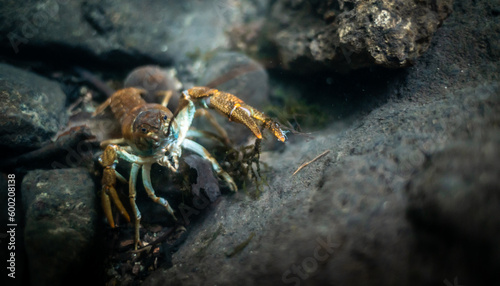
[144, 81, 500, 286]
[0, 0, 268, 67]
[0, 63, 67, 155]
[199, 51, 269, 109]
[22, 168, 99, 286]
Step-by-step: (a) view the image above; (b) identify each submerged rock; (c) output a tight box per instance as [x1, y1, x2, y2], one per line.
[144, 82, 500, 286]
[0, 0, 268, 67]
[406, 134, 500, 285]
[22, 168, 99, 286]
[124, 65, 182, 109]
[0, 63, 67, 156]
[264, 0, 453, 72]
[200, 51, 269, 109]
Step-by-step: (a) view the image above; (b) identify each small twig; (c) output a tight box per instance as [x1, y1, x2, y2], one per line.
[225, 232, 255, 258]
[292, 150, 330, 176]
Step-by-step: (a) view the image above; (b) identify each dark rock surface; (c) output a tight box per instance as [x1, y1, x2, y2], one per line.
[0, 63, 67, 156]
[21, 168, 99, 286]
[406, 132, 500, 285]
[143, 82, 500, 285]
[262, 0, 453, 73]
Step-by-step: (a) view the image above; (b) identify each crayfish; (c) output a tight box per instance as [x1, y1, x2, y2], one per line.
[95, 85, 286, 249]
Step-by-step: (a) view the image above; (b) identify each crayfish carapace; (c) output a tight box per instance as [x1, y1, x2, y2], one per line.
[96, 86, 286, 249]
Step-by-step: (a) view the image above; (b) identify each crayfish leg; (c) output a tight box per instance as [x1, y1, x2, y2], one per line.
[93, 97, 112, 116]
[101, 188, 115, 228]
[100, 138, 127, 149]
[129, 163, 143, 250]
[182, 138, 238, 191]
[158, 90, 173, 107]
[101, 184, 131, 227]
[141, 163, 177, 220]
[100, 145, 132, 227]
[108, 184, 131, 223]
[194, 109, 231, 145]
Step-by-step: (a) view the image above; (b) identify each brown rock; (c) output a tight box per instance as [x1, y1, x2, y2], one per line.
[267, 0, 453, 72]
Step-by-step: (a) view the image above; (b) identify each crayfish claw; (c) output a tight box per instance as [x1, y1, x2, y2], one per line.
[101, 189, 115, 228]
[100, 145, 132, 227]
[227, 104, 263, 140]
[185, 87, 286, 142]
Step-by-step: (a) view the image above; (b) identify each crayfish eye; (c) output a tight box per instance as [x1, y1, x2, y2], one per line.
[163, 115, 168, 120]
[141, 127, 147, 133]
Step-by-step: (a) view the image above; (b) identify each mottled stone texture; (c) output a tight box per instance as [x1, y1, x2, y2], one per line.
[0, 63, 67, 156]
[144, 82, 500, 286]
[0, 0, 267, 67]
[22, 168, 99, 286]
[264, 0, 453, 72]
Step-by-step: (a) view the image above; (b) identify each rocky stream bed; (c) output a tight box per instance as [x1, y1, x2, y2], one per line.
[0, 1, 499, 285]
